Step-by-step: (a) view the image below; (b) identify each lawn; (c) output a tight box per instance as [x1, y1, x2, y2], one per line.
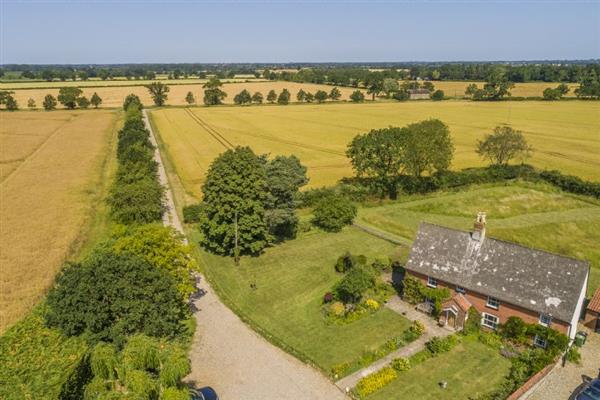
[0, 110, 118, 332]
[356, 181, 600, 294]
[366, 337, 512, 400]
[193, 226, 411, 376]
[150, 100, 600, 202]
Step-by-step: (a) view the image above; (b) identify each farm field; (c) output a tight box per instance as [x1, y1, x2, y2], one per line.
[193, 227, 411, 376]
[366, 336, 512, 400]
[0, 76, 263, 89]
[431, 80, 579, 98]
[356, 182, 600, 294]
[150, 101, 600, 202]
[7, 81, 366, 109]
[0, 110, 117, 332]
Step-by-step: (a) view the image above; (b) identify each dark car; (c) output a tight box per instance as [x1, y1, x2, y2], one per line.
[576, 379, 600, 400]
[191, 387, 219, 400]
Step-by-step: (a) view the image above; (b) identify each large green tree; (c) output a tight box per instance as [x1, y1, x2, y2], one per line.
[402, 119, 454, 177]
[314, 90, 328, 103]
[199, 147, 271, 256]
[266, 89, 277, 103]
[90, 92, 103, 108]
[57, 87, 83, 109]
[346, 127, 406, 199]
[264, 155, 308, 240]
[233, 89, 252, 105]
[476, 125, 533, 165]
[277, 89, 291, 105]
[43, 94, 57, 110]
[145, 82, 170, 106]
[203, 78, 227, 105]
[45, 250, 188, 346]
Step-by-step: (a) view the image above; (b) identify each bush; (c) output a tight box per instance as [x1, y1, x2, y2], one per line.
[425, 335, 459, 354]
[312, 193, 357, 232]
[391, 357, 411, 372]
[410, 320, 426, 336]
[182, 203, 203, 224]
[329, 301, 345, 317]
[365, 298, 380, 310]
[478, 332, 503, 350]
[354, 367, 397, 398]
[393, 90, 409, 101]
[431, 89, 445, 101]
[566, 346, 581, 364]
[500, 316, 529, 343]
[334, 267, 375, 304]
[462, 307, 482, 335]
[335, 252, 367, 273]
[45, 250, 188, 347]
[323, 292, 334, 303]
[371, 256, 392, 272]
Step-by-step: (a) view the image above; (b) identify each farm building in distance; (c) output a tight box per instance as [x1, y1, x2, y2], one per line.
[403, 213, 589, 343]
[408, 89, 431, 99]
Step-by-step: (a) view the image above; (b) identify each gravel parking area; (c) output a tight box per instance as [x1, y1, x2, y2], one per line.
[528, 332, 600, 400]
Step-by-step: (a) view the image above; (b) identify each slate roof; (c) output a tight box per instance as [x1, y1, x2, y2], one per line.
[588, 287, 600, 313]
[406, 222, 589, 323]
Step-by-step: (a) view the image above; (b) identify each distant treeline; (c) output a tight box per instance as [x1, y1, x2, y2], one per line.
[2, 61, 599, 84]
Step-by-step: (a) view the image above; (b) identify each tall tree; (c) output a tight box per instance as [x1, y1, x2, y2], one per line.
[233, 89, 252, 105]
[350, 90, 365, 103]
[57, 87, 83, 109]
[277, 89, 291, 105]
[266, 90, 277, 103]
[401, 119, 454, 177]
[264, 155, 308, 240]
[77, 96, 90, 109]
[185, 91, 196, 105]
[314, 90, 328, 103]
[43, 94, 57, 110]
[382, 78, 399, 97]
[145, 82, 169, 106]
[90, 92, 103, 108]
[251, 91, 263, 104]
[329, 87, 342, 101]
[203, 78, 226, 105]
[199, 147, 271, 256]
[123, 94, 143, 110]
[476, 125, 533, 165]
[346, 127, 406, 199]
[27, 98, 36, 109]
[296, 89, 306, 102]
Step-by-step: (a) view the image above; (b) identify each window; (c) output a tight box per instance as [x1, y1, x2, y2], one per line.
[539, 313, 552, 327]
[533, 335, 547, 348]
[427, 276, 437, 288]
[486, 296, 500, 310]
[455, 286, 466, 294]
[482, 313, 499, 330]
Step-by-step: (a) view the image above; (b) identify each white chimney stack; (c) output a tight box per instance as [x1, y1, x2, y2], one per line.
[473, 212, 486, 241]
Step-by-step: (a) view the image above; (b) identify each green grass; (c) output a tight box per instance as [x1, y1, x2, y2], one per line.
[366, 337, 511, 400]
[194, 226, 411, 375]
[357, 181, 600, 294]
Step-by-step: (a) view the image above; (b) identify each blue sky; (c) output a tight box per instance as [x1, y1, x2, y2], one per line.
[1, 0, 599, 64]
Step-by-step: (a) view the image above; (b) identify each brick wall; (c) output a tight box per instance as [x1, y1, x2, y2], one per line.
[506, 360, 558, 400]
[584, 310, 599, 330]
[407, 270, 570, 335]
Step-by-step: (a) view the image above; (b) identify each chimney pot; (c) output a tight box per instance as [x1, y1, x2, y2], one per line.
[473, 212, 486, 241]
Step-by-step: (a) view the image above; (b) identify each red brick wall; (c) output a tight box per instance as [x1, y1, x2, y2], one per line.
[406, 270, 570, 335]
[506, 360, 557, 400]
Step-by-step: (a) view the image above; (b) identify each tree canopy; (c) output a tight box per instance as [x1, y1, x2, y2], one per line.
[312, 193, 357, 232]
[277, 89, 291, 104]
[57, 87, 83, 109]
[145, 82, 169, 106]
[477, 125, 533, 165]
[266, 90, 277, 103]
[233, 89, 252, 105]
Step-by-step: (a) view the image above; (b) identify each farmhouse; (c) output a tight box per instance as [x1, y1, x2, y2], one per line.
[404, 213, 589, 341]
[408, 89, 430, 99]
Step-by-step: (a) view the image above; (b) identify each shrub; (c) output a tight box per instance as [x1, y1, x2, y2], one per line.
[391, 357, 411, 372]
[371, 256, 392, 272]
[410, 320, 426, 336]
[392, 90, 410, 101]
[426, 335, 459, 354]
[354, 367, 397, 398]
[335, 252, 367, 273]
[462, 307, 482, 335]
[323, 292, 334, 303]
[329, 301, 345, 317]
[334, 267, 375, 304]
[365, 298, 380, 310]
[45, 250, 188, 347]
[312, 193, 357, 232]
[566, 346, 581, 364]
[431, 89, 445, 101]
[478, 332, 503, 350]
[108, 177, 165, 225]
[500, 316, 529, 343]
[182, 203, 203, 223]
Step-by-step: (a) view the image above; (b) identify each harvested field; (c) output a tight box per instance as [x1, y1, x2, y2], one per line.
[150, 101, 600, 202]
[0, 110, 117, 332]
[8, 81, 366, 109]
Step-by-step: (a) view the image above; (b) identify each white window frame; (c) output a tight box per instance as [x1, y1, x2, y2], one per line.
[455, 286, 466, 294]
[481, 313, 499, 330]
[486, 296, 500, 310]
[539, 313, 552, 327]
[533, 335, 547, 348]
[427, 276, 437, 288]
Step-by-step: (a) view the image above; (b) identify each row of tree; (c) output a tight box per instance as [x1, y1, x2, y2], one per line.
[0, 88, 103, 110]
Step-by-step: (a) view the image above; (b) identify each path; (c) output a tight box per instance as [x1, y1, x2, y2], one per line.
[527, 331, 600, 400]
[143, 110, 347, 400]
[352, 222, 412, 246]
[335, 296, 452, 390]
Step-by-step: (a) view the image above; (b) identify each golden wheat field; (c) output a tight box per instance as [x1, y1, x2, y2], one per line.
[0, 110, 117, 332]
[432, 81, 580, 98]
[7, 82, 366, 109]
[150, 101, 600, 202]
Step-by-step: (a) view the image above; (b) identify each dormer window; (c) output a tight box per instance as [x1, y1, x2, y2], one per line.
[427, 276, 437, 288]
[486, 296, 500, 310]
[539, 313, 552, 327]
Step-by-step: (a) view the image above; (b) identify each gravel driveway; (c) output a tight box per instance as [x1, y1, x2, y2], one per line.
[185, 275, 348, 400]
